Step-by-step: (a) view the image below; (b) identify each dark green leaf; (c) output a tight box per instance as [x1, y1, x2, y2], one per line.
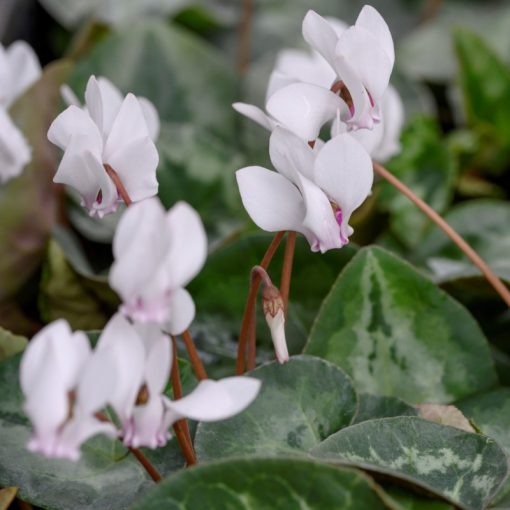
[131, 457, 390, 510]
[353, 393, 417, 425]
[195, 355, 357, 460]
[305, 247, 497, 403]
[311, 416, 508, 510]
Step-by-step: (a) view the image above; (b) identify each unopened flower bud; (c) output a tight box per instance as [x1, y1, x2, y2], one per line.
[262, 285, 289, 364]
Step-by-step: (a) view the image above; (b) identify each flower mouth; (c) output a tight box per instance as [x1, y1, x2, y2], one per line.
[331, 80, 354, 116]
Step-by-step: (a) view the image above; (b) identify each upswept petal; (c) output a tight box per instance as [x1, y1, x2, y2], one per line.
[373, 85, 404, 162]
[96, 314, 145, 423]
[60, 84, 81, 107]
[355, 5, 394, 66]
[103, 93, 152, 160]
[144, 334, 171, 397]
[236, 166, 307, 235]
[346, 119, 384, 155]
[302, 10, 339, 67]
[164, 288, 196, 336]
[164, 201, 207, 289]
[232, 103, 276, 132]
[47, 105, 103, 153]
[105, 136, 159, 202]
[266, 70, 299, 102]
[0, 109, 31, 183]
[53, 136, 116, 214]
[313, 134, 373, 239]
[269, 126, 316, 182]
[266, 83, 344, 141]
[138, 97, 160, 141]
[165, 377, 261, 422]
[336, 26, 393, 104]
[5, 41, 41, 105]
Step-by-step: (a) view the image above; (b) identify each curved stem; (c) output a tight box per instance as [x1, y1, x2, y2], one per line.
[237, 0, 254, 74]
[280, 231, 297, 312]
[373, 162, 510, 308]
[170, 336, 197, 465]
[181, 330, 208, 380]
[236, 232, 285, 374]
[104, 164, 132, 206]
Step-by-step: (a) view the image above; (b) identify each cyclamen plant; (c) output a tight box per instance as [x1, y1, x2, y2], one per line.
[4, 2, 510, 509]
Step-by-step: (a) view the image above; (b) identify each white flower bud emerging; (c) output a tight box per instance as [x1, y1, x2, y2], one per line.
[262, 285, 289, 364]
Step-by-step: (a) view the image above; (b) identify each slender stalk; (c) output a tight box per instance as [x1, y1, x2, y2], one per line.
[181, 330, 208, 380]
[237, 0, 254, 74]
[236, 232, 285, 374]
[104, 164, 132, 206]
[129, 448, 162, 482]
[95, 411, 162, 482]
[170, 336, 197, 465]
[373, 162, 510, 308]
[280, 231, 297, 312]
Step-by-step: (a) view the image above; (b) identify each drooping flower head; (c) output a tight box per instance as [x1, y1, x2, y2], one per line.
[47, 75, 159, 217]
[109, 198, 207, 333]
[236, 127, 373, 253]
[20, 320, 117, 460]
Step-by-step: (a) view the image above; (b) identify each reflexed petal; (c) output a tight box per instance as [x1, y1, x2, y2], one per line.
[355, 5, 394, 66]
[336, 26, 392, 103]
[103, 93, 152, 160]
[164, 201, 207, 288]
[302, 10, 339, 67]
[165, 377, 261, 422]
[60, 84, 81, 107]
[164, 288, 196, 336]
[144, 335, 171, 396]
[373, 85, 404, 162]
[348, 120, 384, 155]
[236, 166, 307, 234]
[96, 314, 145, 422]
[314, 134, 373, 239]
[128, 398, 166, 449]
[47, 105, 103, 153]
[266, 70, 299, 102]
[5, 41, 41, 105]
[266, 83, 344, 141]
[232, 102, 276, 132]
[105, 136, 159, 202]
[269, 126, 315, 182]
[0, 109, 31, 183]
[95, 76, 124, 136]
[53, 136, 116, 214]
[138, 97, 160, 141]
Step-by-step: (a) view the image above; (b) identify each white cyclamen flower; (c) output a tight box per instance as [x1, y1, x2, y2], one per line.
[0, 41, 41, 108]
[109, 198, 207, 332]
[262, 285, 289, 364]
[97, 314, 261, 449]
[20, 320, 117, 460]
[236, 127, 373, 253]
[47, 75, 159, 217]
[297, 5, 394, 130]
[332, 85, 404, 162]
[0, 109, 32, 183]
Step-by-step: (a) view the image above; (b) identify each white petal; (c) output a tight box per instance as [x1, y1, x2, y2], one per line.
[265, 308, 289, 364]
[164, 288, 196, 336]
[96, 76, 123, 135]
[103, 93, 152, 160]
[355, 5, 394, 66]
[164, 201, 207, 288]
[266, 83, 344, 141]
[47, 105, 103, 153]
[138, 97, 160, 141]
[269, 126, 316, 182]
[165, 377, 261, 422]
[266, 70, 299, 102]
[128, 397, 167, 449]
[313, 134, 373, 239]
[302, 10, 339, 67]
[96, 314, 145, 423]
[236, 166, 307, 234]
[144, 334, 171, 396]
[348, 120, 384, 156]
[336, 26, 393, 104]
[232, 102, 276, 132]
[373, 85, 404, 162]
[0, 109, 31, 183]
[53, 136, 117, 214]
[105, 136, 159, 203]
[5, 41, 41, 105]
[60, 84, 81, 107]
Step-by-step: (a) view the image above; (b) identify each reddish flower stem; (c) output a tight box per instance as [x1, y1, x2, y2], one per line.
[237, 0, 254, 74]
[181, 330, 208, 380]
[280, 231, 297, 312]
[104, 164, 132, 206]
[373, 162, 510, 308]
[236, 231, 285, 374]
[170, 336, 197, 465]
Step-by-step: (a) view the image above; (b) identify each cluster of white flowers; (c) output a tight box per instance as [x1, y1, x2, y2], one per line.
[235, 6, 403, 252]
[0, 41, 41, 183]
